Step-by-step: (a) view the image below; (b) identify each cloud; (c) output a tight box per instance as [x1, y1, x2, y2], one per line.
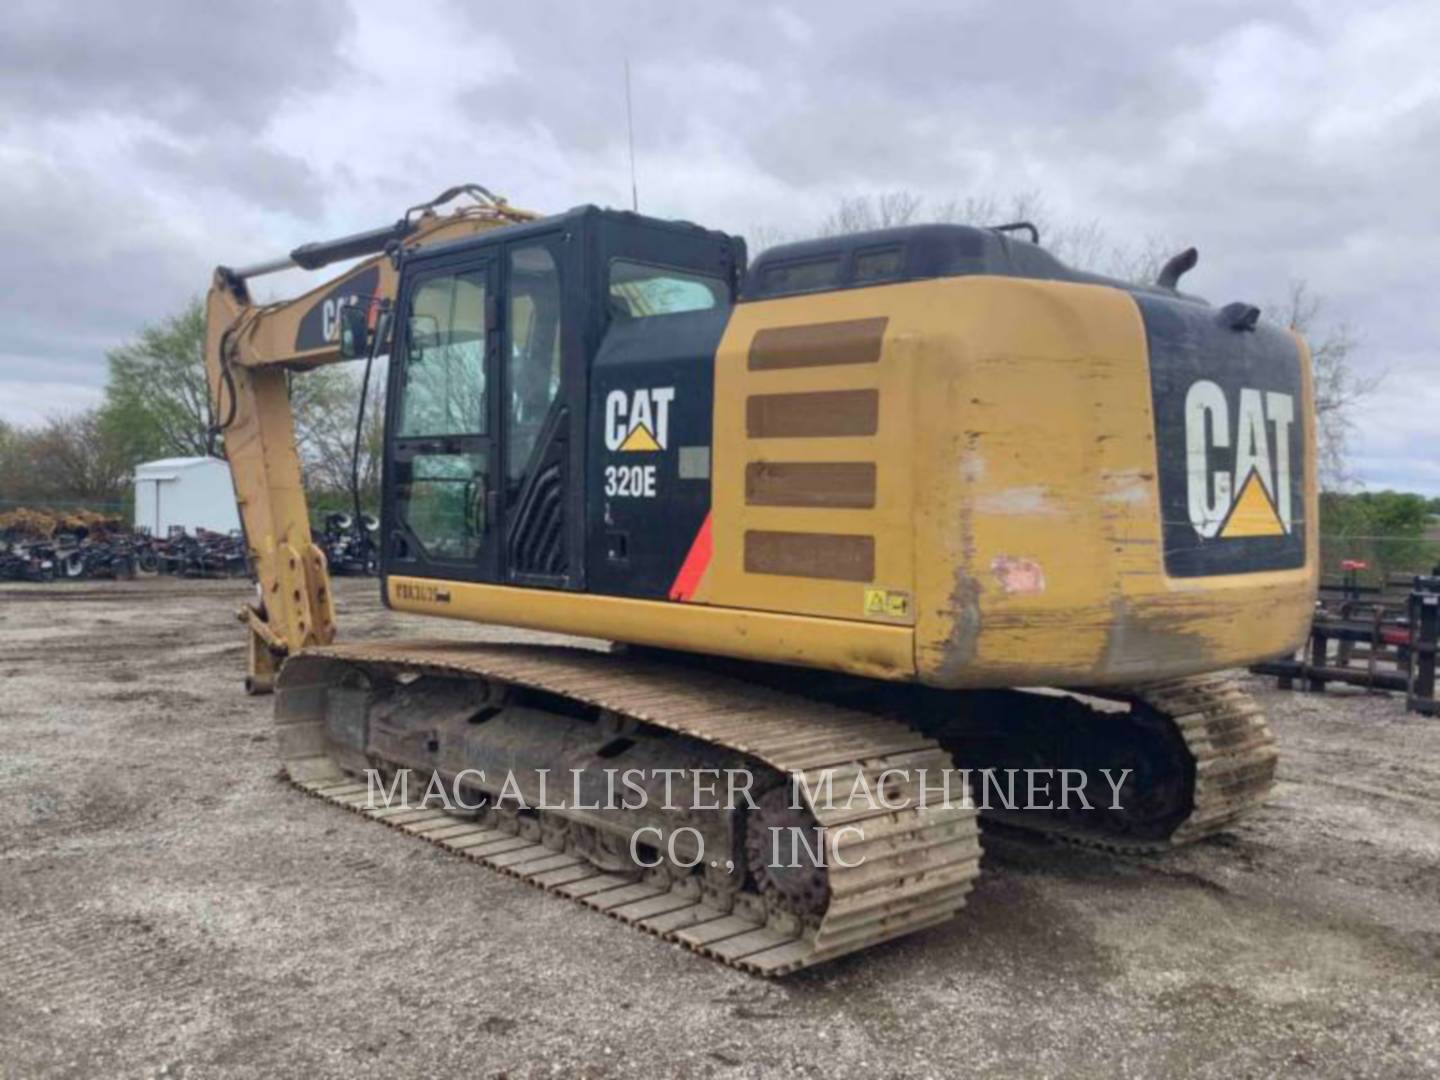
[133, 137, 325, 218]
[0, 0, 1434, 494]
[1345, 376, 1440, 492]
[0, 377, 103, 427]
[0, 0, 350, 132]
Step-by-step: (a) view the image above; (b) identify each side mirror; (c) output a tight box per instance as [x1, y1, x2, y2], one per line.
[338, 304, 370, 359]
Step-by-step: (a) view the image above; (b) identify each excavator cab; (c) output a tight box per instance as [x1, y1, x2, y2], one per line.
[370, 207, 743, 593]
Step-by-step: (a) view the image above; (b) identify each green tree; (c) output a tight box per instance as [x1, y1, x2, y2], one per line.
[98, 299, 370, 505]
[1319, 490, 1433, 578]
[99, 298, 214, 461]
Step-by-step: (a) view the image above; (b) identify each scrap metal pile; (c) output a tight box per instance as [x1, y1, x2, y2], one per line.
[0, 507, 377, 583]
[0, 508, 248, 582]
[315, 512, 378, 576]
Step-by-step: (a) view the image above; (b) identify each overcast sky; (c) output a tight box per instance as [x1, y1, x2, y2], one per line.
[2, 0, 1436, 492]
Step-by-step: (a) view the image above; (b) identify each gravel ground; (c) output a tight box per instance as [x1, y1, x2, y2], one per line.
[2, 578, 1438, 1079]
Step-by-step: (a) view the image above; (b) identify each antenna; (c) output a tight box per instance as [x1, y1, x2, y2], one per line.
[624, 59, 639, 212]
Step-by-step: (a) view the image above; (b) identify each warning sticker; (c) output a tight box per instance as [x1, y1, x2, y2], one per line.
[863, 588, 910, 619]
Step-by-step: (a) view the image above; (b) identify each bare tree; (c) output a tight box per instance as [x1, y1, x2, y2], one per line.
[0, 420, 21, 502]
[817, 191, 925, 236]
[21, 411, 131, 501]
[743, 221, 794, 255]
[1274, 281, 1379, 490]
[294, 365, 387, 504]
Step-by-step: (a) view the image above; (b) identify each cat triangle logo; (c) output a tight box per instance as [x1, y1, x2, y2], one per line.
[618, 423, 661, 452]
[604, 387, 674, 452]
[1219, 470, 1286, 538]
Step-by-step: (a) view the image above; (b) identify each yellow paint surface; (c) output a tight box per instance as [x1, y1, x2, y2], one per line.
[699, 275, 1318, 688]
[387, 576, 913, 680]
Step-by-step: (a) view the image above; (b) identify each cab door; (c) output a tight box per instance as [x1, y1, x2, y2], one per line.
[385, 256, 501, 583]
[500, 236, 576, 587]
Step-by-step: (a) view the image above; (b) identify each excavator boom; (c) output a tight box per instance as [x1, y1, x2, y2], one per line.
[203, 185, 536, 690]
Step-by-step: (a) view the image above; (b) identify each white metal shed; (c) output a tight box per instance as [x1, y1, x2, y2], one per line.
[133, 457, 241, 536]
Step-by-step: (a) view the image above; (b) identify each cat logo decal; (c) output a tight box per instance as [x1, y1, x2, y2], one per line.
[1184, 380, 1296, 540]
[605, 387, 675, 452]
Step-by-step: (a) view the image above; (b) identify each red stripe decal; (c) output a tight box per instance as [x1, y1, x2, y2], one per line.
[668, 512, 713, 602]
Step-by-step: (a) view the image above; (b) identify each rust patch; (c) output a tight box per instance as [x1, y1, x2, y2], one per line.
[744, 531, 875, 582]
[926, 470, 983, 686]
[990, 556, 1046, 596]
[748, 316, 887, 371]
[927, 568, 982, 687]
[746, 390, 879, 439]
[745, 462, 876, 509]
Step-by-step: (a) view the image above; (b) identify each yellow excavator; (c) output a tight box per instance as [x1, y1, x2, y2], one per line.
[205, 184, 1316, 974]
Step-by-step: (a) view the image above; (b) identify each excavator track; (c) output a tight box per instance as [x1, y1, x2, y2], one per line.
[919, 674, 1278, 854]
[275, 640, 982, 976]
[1126, 675, 1279, 849]
[647, 655, 1281, 855]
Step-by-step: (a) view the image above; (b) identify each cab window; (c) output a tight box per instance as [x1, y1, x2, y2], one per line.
[398, 270, 488, 438]
[394, 267, 491, 564]
[507, 244, 563, 486]
[608, 259, 725, 319]
[854, 245, 903, 283]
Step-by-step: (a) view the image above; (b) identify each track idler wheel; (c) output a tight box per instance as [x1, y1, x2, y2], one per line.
[1072, 706, 1193, 842]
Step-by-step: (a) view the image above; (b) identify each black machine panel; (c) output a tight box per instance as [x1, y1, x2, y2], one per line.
[586, 308, 727, 599]
[576, 210, 741, 600]
[1138, 293, 1306, 578]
